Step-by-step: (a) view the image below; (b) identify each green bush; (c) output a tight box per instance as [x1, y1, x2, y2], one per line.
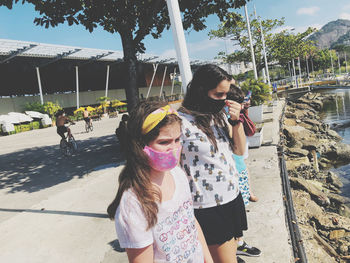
[31, 121, 41, 130]
[44, 101, 62, 120]
[72, 111, 83, 121]
[24, 101, 62, 120]
[241, 78, 272, 106]
[24, 102, 46, 113]
[20, 124, 31, 132]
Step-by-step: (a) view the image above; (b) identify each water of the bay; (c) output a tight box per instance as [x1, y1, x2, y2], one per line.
[320, 88, 350, 198]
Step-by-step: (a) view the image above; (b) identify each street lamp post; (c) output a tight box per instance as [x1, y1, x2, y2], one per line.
[244, 4, 258, 80]
[254, 5, 270, 85]
[345, 52, 348, 73]
[330, 52, 335, 75]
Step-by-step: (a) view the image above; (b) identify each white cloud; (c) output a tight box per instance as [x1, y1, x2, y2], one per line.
[297, 6, 320, 16]
[340, 12, 350, 20]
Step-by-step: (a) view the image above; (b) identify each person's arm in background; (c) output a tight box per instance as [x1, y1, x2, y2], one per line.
[225, 100, 246, 155]
[125, 245, 154, 263]
[195, 219, 213, 263]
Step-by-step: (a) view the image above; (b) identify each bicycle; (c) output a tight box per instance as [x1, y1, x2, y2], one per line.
[59, 124, 77, 156]
[85, 120, 93, 133]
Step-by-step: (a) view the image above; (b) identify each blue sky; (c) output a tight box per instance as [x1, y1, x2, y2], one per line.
[1, 0, 350, 60]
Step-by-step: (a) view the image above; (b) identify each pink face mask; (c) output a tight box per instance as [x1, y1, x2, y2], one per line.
[143, 145, 182, 171]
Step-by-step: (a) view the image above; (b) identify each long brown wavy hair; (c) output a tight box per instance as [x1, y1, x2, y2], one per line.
[180, 64, 235, 152]
[107, 100, 182, 230]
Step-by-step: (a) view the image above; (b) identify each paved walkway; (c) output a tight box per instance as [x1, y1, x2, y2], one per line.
[0, 102, 293, 263]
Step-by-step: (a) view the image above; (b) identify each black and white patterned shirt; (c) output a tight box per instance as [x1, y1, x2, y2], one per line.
[179, 112, 240, 209]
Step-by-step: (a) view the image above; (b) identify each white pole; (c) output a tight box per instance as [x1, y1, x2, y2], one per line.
[224, 39, 232, 75]
[345, 52, 348, 73]
[292, 59, 297, 87]
[262, 68, 266, 83]
[244, 5, 258, 80]
[254, 5, 270, 85]
[105, 65, 110, 98]
[35, 67, 44, 104]
[305, 55, 310, 79]
[166, 0, 192, 93]
[330, 53, 334, 75]
[171, 67, 176, 95]
[337, 53, 341, 74]
[159, 66, 168, 99]
[146, 64, 158, 98]
[298, 57, 302, 87]
[75, 66, 79, 109]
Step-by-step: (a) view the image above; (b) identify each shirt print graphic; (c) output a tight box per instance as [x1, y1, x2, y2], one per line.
[154, 198, 199, 263]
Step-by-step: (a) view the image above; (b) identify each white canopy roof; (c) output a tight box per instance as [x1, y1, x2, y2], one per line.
[0, 38, 213, 65]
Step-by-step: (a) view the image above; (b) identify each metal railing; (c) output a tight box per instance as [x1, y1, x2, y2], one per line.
[278, 102, 308, 263]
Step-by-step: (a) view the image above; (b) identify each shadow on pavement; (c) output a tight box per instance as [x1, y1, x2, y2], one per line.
[0, 208, 108, 218]
[0, 135, 124, 193]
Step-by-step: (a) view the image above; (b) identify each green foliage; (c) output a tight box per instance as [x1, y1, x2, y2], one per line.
[312, 49, 338, 72]
[233, 70, 255, 82]
[97, 96, 110, 113]
[24, 102, 45, 113]
[240, 78, 272, 106]
[31, 121, 41, 130]
[210, 13, 285, 73]
[24, 101, 62, 120]
[43, 101, 62, 119]
[72, 111, 83, 121]
[269, 27, 317, 67]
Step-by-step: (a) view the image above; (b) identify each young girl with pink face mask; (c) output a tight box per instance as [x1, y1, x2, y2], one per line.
[107, 100, 213, 263]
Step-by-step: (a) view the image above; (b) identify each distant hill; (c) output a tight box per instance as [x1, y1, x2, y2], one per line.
[308, 19, 350, 49]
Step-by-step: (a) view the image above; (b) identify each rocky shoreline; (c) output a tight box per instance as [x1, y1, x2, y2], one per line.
[282, 92, 350, 262]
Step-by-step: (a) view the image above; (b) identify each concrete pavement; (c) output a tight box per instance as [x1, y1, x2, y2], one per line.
[0, 103, 294, 263]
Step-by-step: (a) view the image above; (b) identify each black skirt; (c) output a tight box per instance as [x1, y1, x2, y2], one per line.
[194, 193, 248, 245]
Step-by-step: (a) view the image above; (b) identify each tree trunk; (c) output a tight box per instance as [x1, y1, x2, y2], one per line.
[120, 30, 139, 112]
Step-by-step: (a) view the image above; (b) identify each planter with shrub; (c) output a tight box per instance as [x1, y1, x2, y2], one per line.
[241, 78, 272, 123]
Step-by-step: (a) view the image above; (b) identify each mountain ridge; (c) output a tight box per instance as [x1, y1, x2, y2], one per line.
[308, 19, 350, 48]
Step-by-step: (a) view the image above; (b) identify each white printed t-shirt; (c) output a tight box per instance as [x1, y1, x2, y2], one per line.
[115, 166, 204, 263]
[179, 112, 240, 209]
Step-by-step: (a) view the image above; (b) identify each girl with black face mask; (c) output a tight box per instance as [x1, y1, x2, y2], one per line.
[178, 64, 250, 263]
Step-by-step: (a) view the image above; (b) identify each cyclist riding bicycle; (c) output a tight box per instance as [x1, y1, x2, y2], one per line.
[55, 110, 74, 140]
[83, 108, 92, 126]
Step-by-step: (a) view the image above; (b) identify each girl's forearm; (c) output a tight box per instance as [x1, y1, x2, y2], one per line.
[232, 122, 246, 155]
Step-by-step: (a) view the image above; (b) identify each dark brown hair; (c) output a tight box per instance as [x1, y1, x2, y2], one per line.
[180, 64, 235, 152]
[107, 100, 182, 230]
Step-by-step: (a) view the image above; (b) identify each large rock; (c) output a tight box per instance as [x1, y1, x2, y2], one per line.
[329, 229, 346, 240]
[283, 126, 318, 148]
[325, 143, 350, 163]
[286, 156, 311, 171]
[327, 130, 343, 141]
[339, 204, 350, 218]
[286, 148, 309, 157]
[290, 177, 330, 206]
[327, 171, 344, 189]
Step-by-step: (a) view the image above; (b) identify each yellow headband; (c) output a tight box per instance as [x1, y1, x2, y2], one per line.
[142, 105, 179, 134]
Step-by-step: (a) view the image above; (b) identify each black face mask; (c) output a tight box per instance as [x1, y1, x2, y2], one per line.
[201, 96, 226, 114]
